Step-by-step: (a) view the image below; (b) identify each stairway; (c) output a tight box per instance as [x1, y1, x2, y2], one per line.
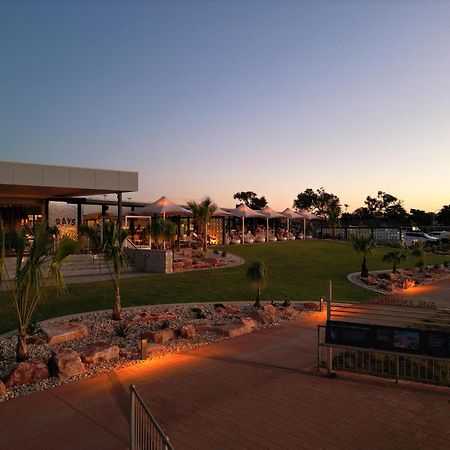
[1, 254, 137, 280]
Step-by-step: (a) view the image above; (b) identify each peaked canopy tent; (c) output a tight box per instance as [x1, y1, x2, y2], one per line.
[260, 206, 286, 242]
[228, 204, 264, 244]
[137, 196, 191, 218]
[280, 208, 302, 235]
[295, 209, 321, 238]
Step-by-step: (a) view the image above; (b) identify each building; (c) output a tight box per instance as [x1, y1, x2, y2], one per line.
[0, 160, 139, 236]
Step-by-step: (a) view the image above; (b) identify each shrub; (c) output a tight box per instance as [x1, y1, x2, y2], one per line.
[159, 320, 170, 329]
[214, 303, 225, 308]
[195, 310, 206, 320]
[191, 307, 202, 313]
[26, 320, 41, 335]
[114, 322, 131, 338]
[444, 260, 449, 268]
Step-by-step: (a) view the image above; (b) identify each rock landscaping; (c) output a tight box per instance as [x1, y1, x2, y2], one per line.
[0, 301, 319, 403]
[350, 265, 450, 293]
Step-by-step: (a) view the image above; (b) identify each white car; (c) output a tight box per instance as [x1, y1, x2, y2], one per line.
[402, 231, 439, 247]
[428, 231, 449, 241]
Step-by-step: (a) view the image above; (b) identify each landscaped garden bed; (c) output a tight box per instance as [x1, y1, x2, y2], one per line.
[349, 264, 450, 293]
[0, 301, 320, 403]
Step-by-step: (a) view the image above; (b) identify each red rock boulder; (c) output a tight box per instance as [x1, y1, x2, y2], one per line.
[178, 324, 196, 339]
[42, 322, 89, 345]
[5, 360, 49, 388]
[0, 381, 7, 397]
[140, 328, 174, 345]
[240, 317, 258, 331]
[79, 342, 120, 364]
[251, 304, 278, 324]
[49, 348, 86, 379]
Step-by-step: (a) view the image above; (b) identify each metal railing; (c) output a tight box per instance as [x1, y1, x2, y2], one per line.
[317, 326, 450, 386]
[130, 385, 174, 450]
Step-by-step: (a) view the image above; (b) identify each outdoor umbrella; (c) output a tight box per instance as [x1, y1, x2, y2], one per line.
[260, 206, 285, 242]
[138, 196, 191, 218]
[229, 204, 264, 244]
[296, 209, 321, 239]
[212, 207, 231, 217]
[280, 208, 302, 235]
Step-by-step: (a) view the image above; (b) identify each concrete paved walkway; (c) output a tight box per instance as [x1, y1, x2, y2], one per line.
[1, 313, 449, 450]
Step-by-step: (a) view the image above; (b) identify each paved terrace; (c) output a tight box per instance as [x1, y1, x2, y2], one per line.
[1, 313, 449, 450]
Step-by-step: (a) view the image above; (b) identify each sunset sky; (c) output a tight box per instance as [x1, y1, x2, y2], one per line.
[1, 1, 449, 212]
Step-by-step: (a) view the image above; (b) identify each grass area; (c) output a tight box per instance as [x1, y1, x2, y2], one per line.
[0, 240, 448, 334]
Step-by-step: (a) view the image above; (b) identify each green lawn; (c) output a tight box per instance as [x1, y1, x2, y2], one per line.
[0, 240, 447, 334]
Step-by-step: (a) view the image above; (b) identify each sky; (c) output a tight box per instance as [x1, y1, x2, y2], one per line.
[1, 0, 449, 212]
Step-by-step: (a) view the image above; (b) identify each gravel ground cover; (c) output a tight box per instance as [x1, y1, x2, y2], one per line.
[0, 301, 317, 403]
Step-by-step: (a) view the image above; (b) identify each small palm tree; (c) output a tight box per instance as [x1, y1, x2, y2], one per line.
[82, 222, 129, 320]
[246, 259, 267, 308]
[327, 206, 341, 239]
[383, 246, 407, 273]
[187, 197, 217, 251]
[0, 221, 81, 361]
[351, 234, 375, 278]
[149, 217, 177, 249]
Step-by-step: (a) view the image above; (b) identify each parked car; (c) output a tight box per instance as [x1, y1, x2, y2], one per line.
[428, 231, 450, 241]
[402, 231, 439, 247]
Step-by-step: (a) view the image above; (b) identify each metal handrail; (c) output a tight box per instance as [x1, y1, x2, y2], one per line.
[130, 384, 174, 450]
[317, 325, 450, 386]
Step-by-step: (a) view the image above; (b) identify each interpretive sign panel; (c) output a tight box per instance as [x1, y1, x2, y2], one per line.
[325, 320, 450, 358]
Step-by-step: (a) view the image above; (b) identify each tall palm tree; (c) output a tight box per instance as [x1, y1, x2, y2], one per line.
[81, 222, 128, 320]
[351, 234, 375, 278]
[246, 259, 267, 308]
[187, 196, 217, 251]
[0, 221, 81, 361]
[103, 221, 129, 320]
[327, 206, 341, 239]
[383, 246, 407, 273]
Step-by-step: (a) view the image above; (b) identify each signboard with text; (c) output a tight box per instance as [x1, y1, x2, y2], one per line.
[325, 320, 450, 358]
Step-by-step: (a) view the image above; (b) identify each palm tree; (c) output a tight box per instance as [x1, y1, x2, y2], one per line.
[246, 259, 267, 308]
[327, 206, 341, 239]
[187, 196, 217, 251]
[0, 221, 81, 361]
[149, 217, 177, 250]
[82, 222, 129, 320]
[103, 221, 129, 320]
[351, 234, 375, 278]
[383, 246, 407, 273]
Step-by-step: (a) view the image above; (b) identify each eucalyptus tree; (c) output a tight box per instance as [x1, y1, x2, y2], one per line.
[0, 221, 81, 361]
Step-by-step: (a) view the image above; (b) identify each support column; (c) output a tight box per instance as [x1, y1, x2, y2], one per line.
[44, 199, 49, 224]
[77, 203, 82, 236]
[117, 192, 123, 230]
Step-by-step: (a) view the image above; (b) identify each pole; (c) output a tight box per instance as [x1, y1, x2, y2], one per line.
[117, 192, 123, 230]
[303, 218, 306, 239]
[266, 217, 269, 242]
[242, 217, 245, 244]
[326, 280, 333, 375]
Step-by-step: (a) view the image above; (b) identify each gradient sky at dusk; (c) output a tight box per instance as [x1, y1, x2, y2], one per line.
[1, 1, 449, 212]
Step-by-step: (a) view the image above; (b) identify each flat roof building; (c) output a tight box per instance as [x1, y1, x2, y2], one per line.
[0, 161, 139, 234]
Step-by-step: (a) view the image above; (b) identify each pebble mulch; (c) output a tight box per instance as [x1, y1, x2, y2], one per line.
[0, 302, 315, 403]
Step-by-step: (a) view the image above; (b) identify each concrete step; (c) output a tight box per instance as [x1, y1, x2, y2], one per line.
[1, 255, 137, 280]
